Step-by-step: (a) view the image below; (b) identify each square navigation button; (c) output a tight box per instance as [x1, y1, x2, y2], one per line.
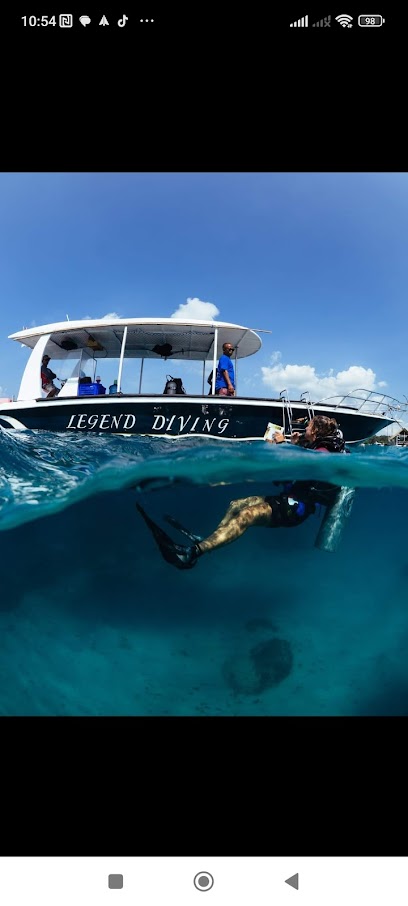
[108, 875, 123, 889]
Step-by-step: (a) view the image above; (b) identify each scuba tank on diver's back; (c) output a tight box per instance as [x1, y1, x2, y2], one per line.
[314, 486, 356, 553]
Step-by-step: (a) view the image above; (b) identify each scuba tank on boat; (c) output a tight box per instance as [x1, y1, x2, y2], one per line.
[163, 375, 186, 395]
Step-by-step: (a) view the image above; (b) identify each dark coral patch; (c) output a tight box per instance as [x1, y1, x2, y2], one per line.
[222, 636, 293, 695]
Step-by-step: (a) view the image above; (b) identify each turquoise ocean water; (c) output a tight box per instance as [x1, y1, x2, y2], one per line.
[1, 429, 407, 716]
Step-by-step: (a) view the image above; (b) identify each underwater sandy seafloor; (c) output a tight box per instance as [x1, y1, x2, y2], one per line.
[1, 432, 408, 716]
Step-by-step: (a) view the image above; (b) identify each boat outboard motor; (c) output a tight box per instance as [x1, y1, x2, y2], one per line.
[314, 486, 356, 553]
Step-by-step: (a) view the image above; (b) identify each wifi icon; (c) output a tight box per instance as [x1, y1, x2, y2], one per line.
[335, 13, 353, 26]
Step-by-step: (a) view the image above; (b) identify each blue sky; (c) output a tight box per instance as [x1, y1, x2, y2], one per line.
[0, 172, 407, 427]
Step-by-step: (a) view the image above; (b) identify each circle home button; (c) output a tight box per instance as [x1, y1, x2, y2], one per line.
[194, 872, 214, 892]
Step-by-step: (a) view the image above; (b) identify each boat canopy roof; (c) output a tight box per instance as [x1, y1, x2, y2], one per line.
[9, 318, 263, 362]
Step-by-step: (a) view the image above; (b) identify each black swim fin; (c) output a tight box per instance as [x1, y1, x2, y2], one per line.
[164, 514, 203, 543]
[136, 504, 200, 570]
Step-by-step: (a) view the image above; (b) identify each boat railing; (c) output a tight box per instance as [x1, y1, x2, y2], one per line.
[300, 391, 315, 421]
[313, 389, 407, 416]
[279, 389, 293, 434]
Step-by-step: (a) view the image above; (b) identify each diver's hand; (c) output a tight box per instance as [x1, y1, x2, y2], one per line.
[266, 432, 286, 444]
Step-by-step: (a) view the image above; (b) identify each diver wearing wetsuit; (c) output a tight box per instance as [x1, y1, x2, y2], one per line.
[263, 419, 347, 527]
[136, 416, 348, 569]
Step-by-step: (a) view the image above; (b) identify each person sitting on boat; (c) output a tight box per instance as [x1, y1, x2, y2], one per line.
[214, 342, 235, 396]
[136, 415, 348, 569]
[109, 380, 118, 394]
[95, 376, 106, 394]
[41, 355, 59, 398]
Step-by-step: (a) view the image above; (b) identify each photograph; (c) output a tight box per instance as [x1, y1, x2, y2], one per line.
[1, 171, 407, 717]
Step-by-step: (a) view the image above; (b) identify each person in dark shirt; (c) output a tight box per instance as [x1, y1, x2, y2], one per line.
[136, 416, 348, 568]
[95, 376, 106, 394]
[41, 355, 59, 398]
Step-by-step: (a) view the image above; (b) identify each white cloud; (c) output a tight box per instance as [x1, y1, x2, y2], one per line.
[79, 312, 122, 321]
[170, 297, 220, 320]
[261, 352, 387, 401]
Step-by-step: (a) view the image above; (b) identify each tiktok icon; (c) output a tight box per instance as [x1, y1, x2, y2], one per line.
[118, 14, 128, 26]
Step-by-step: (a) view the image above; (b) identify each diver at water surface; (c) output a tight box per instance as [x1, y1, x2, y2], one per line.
[137, 416, 353, 569]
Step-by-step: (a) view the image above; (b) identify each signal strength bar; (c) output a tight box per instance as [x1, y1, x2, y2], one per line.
[312, 14, 331, 25]
[290, 15, 309, 26]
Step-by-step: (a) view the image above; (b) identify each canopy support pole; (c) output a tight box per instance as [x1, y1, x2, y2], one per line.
[211, 327, 218, 395]
[117, 326, 127, 392]
[138, 357, 145, 394]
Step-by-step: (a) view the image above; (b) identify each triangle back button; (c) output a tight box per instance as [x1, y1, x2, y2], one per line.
[285, 874, 299, 890]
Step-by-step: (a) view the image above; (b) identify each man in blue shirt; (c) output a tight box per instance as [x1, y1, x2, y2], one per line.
[215, 342, 235, 396]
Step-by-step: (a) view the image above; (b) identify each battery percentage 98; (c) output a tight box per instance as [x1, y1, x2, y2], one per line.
[358, 15, 385, 26]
